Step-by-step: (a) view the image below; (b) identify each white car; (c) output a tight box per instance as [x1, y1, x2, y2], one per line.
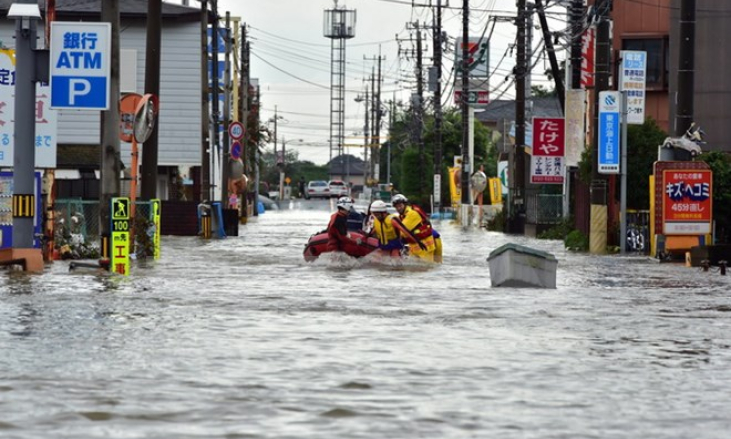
[305, 180, 330, 199]
[327, 180, 349, 197]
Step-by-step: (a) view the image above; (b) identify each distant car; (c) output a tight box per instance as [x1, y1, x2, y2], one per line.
[328, 180, 349, 197]
[305, 180, 330, 199]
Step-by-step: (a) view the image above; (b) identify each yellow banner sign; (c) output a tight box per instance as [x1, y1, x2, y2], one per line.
[111, 197, 130, 276]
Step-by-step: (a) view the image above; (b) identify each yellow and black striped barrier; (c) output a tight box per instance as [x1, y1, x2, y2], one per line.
[12, 194, 35, 218]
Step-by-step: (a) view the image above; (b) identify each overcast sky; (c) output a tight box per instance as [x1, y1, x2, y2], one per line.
[172, 0, 566, 165]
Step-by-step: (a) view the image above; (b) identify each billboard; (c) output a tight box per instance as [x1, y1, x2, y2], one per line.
[619, 50, 647, 125]
[454, 37, 489, 78]
[662, 169, 712, 235]
[530, 117, 565, 184]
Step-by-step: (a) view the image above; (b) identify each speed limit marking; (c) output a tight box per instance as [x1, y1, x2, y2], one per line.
[229, 121, 244, 140]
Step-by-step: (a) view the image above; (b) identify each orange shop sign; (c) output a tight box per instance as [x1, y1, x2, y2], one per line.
[662, 169, 712, 235]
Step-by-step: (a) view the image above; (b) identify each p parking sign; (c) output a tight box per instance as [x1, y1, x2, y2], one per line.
[50, 22, 111, 110]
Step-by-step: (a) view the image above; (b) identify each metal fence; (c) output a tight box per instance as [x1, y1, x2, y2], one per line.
[54, 199, 155, 257]
[526, 194, 564, 225]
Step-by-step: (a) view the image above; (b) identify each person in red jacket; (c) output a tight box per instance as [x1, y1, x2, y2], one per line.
[326, 196, 363, 253]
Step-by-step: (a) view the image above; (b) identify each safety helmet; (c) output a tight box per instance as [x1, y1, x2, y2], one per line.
[391, 194, 408, 205]
[370, 200, 388, 213]
[336, 196, 354, 211]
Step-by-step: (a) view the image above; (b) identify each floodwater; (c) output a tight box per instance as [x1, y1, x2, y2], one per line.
[1, 199, 730, 439]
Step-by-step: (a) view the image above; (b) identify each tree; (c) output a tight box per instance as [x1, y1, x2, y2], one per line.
[625, 118, 667, 209]
[389, 106, 492, 207]
[577, 116, 667, 210]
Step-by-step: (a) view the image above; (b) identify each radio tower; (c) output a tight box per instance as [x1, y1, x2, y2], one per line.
[324, 1, 356, 167]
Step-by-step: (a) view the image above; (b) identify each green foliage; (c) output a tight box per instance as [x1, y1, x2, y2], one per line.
[565, 229, 589, 252]
[537, 217, 575, 240]
[699, 151, 731, 243]
[485, 207, 506, 231]
[134, 214, 155, 259]
[398, 148, 430, 207]
[625, 118, 667, 209]
[389, 106, 493, 207]
[576, 117, 667, 210]
[259, 149, 329, 190]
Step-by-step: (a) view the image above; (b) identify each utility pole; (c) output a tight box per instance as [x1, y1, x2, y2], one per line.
[200, 0, 210, 202]
[141, 0, 161, 200]
[590, 0, 612, 254]
[569, 0, 583, 89]
[241, 24, 252, 216]
[535, 0, 565, 113]
[510, 0, 527, 234]
[674, 0, 695, 140]
[371, 68, 377, 182]
[210, 0, 220, 200]
[364, 52, 385, 185]
[220, 12, 231, 203]
[100, 0, 121, 266]
[432, 0, 443, 213]
[415, 24, 425, 199]
[375, 48, 383, 184]
[460, 0, 470, 224]
[363, 87, 370, 184]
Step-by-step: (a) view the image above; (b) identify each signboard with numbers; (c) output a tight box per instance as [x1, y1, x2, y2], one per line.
[0, 49, 57, 168]
[50, 22, 111, 110]
[662, 169, 712, 235]
[598, 91, 620, 174]
[530, 117, 565, 184]
[619, 50, 647, 125]
[111, 197, 130, 276]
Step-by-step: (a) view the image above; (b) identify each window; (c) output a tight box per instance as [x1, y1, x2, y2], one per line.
[622, 37, 669, 90]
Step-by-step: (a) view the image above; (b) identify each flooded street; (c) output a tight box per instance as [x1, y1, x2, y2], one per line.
[2, 200, 731, 438]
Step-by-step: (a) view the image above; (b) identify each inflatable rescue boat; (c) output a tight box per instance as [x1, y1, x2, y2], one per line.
[303, 230, 379, 262]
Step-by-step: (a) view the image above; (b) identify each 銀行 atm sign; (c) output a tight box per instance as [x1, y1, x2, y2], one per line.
[50, 22, 111, 110]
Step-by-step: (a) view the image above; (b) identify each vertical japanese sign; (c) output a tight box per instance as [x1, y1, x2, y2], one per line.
[530, 117, 565, 184]
[111, 197, 130, 276]
[598, 91, 620, 174]
[152, 199, 161, 259]
[662, 169, 712, 235]
[0, 49, 58, 168]
[580, 28, 595, 89]
[619, 50, 647, 125]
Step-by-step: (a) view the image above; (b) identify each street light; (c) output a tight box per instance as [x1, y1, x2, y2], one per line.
[278, 137, 303, 202]
[2, 2, 45, 272]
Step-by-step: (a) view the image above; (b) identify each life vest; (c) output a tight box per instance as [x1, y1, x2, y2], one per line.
[372, 213, 400, 246]
[396, 205, 433, 242]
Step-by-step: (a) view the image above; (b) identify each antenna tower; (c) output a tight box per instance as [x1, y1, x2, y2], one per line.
[324, 1, 356, 166]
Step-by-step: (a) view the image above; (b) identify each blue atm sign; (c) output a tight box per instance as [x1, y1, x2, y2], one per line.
[50, 22, 111, 110]
[598, 91, 620, 174]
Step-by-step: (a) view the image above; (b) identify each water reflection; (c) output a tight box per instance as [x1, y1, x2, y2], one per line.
[0, 203, 729, 438]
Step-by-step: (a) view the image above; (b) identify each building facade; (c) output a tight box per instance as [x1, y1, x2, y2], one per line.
[610, 0, 731, 151]
[0, 0, 203, 200]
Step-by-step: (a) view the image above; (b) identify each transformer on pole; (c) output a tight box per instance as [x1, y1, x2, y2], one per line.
[323, 1, 356, 167]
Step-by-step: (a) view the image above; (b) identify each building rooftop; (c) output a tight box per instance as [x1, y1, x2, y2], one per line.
[475, 96, 563, 125]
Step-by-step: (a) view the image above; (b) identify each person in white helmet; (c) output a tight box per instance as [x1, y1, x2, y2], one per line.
[326, 196, 363, 253]
[368, 200, 403, 256]
[391, 193, 442, 262]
